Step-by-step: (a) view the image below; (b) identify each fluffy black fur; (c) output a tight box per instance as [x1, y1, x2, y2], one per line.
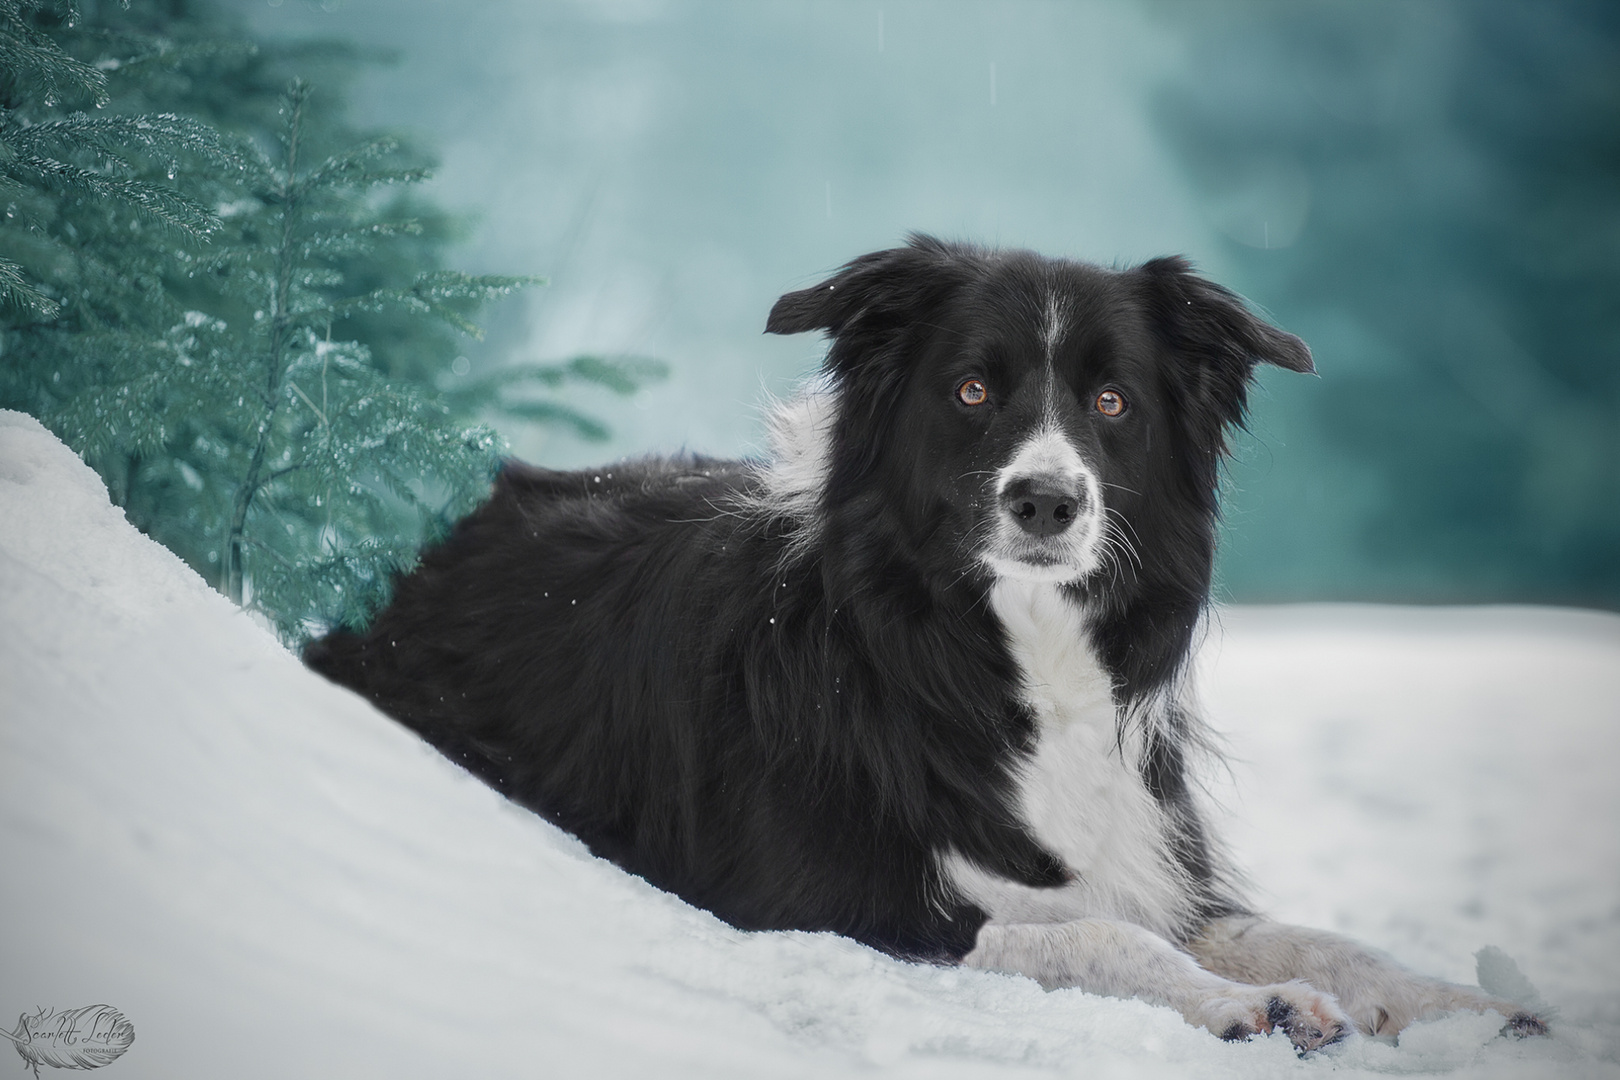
[305, 235, 1311, 962]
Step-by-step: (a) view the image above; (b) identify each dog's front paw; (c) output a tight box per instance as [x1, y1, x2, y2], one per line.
[1187, 979, 1351, 1054]
[1344, 978, 1549, 1040]
[1500, 1010, 1550, 1038]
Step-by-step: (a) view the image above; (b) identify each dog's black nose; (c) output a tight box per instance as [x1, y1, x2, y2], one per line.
[1001, 478, 1083, 537]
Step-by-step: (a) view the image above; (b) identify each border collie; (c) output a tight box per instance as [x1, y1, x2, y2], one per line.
[306, 236, 1546, 1051]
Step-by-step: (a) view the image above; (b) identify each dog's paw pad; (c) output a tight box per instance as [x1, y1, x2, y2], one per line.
[1503, 1011, 1549, 1038]
[1263, 985, 1351, 1054]
[1194, 982, 1349, 1053]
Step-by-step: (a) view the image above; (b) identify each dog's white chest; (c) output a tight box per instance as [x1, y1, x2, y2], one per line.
[942, 580, 1193, 938]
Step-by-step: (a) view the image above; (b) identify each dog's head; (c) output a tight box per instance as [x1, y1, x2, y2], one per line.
[765, 235, 1311, 607]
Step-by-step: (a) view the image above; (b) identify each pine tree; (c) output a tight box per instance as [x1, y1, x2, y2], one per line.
[2, 2, 667, 639]
[168, 81, 523, 626]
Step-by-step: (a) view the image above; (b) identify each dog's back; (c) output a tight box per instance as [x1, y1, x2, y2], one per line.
[306, 450, 1064, 960]
[306, 454, 748, 800]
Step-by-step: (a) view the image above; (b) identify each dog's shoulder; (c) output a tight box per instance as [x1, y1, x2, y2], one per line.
[493, 454, 755, 506]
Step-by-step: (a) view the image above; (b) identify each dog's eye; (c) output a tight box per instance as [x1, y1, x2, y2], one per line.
[957, 378, 989, 406]
[1095, 390, 1127, 417]
[957, 378, 988, 406]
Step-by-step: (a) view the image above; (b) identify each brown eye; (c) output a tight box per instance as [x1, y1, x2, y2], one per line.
[957, 378, 989, 406]
[1095, 389, 1127, 417]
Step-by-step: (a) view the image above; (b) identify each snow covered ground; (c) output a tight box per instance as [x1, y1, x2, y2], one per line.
[3, 408, 1617, 1080]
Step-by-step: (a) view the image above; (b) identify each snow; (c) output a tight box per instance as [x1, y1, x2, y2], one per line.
[2, 408, 1617, 1080]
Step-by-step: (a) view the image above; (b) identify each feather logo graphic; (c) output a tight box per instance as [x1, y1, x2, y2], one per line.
[2, 1006, 134, 1079]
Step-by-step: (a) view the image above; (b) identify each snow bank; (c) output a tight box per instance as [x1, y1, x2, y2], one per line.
[2, 410, 1616, 1079]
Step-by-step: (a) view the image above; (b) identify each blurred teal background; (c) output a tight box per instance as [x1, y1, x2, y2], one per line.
[229, 0, 1618, 608]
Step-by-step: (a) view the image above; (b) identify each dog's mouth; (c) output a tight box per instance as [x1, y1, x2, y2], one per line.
[981, 523, 1104, 584]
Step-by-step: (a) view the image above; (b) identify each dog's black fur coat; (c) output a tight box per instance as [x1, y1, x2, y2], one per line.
[305, 236, 1312, 962]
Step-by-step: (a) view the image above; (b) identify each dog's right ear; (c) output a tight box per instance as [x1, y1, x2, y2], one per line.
[765, 235, 965, 338]
[764, 263, 866, 336]
[767, 237, 971, 497]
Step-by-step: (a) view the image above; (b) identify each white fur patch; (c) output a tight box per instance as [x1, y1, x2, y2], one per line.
[1188, 916, 1537, 1038]
[943, 579, 1196, 941]
[750, 386, 836, 554]
[964, 918, 1351, 1049]
[1042, 289, 1069, 363]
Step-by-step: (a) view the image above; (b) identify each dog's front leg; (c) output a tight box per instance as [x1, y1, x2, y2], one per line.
[964, 918, 1350, 1051]
[1186, 916, 1548, 1038]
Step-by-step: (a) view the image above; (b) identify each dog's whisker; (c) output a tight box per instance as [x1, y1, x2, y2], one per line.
[1103, 506, 1144, 548]
[1102, 511, 1144, 571]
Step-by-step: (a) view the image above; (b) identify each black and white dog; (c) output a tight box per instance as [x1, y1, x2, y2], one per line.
[307, 236, 1545, 1051]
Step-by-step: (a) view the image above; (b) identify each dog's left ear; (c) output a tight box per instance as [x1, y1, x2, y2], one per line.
[1138, 256, 1314, 377]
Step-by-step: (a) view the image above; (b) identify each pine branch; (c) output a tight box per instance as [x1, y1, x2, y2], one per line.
[329, 271, 542, 338]
[8, 112, 241, 171]
[95, 36, 258, 81]
[494, 400, 611, 441]
[17, 153, 218, 236]
[0, 254, 60, 320]
[558, 353, 669, 394]
[300, 136, 428, 192]
[297, 218, 423, 260]
[0, 16, 108, 109]
[444, 355, 667, 411]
